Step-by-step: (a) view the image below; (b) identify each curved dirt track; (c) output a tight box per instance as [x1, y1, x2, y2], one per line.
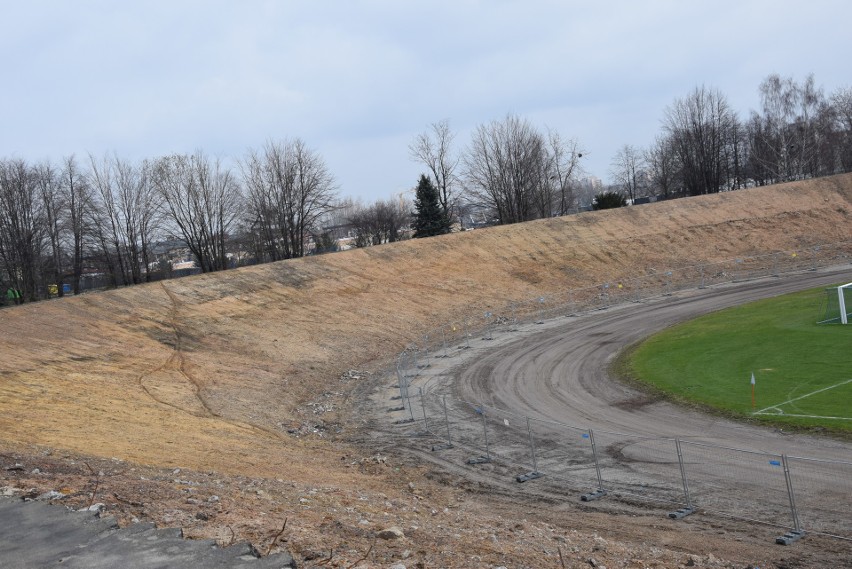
[388, 266, 852, 541]
[451, 267, 852, 460]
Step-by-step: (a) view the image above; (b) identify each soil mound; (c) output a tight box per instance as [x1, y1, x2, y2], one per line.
[1, 174, 850, 567]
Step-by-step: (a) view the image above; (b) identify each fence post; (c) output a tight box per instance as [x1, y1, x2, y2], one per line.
[468, 402, 492, 464]
[516, 417, 543, 482]
[580, 429, 607, 501]
[668, 438, 695, 518]
[395, 361, 405, 401]
[394, 355, 417, 424]
[431, 395, 454, 451]
[390, 360, 406, 414]
[405, 378, 415, 423]
[529, 418, 538, 472]
[443, 395, 452, 445]
[481, 404, 491, 460]
[419, 387, 429, 433]
[776, 454, 806, 544]
[536, 297, 546, 324]
[439, 327, 449, 358]
[567, 291, 578, 315]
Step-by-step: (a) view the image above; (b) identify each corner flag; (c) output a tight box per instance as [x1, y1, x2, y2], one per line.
[750, 372, 756, 408]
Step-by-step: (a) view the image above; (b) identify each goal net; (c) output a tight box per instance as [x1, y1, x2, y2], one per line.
[819, 282, 852, 324]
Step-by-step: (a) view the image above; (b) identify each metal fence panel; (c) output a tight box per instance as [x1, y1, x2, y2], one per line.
[527, 419, 599, 491]
[680, 441, 793, 530]
[478, 404, 539, 473]
[588, 431, 684, 507]
[787, 456, 852, 539]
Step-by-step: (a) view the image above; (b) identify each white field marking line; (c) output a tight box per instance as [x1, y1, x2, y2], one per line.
[752, 411, 852, 420]
[753, 378, 852, 416]
[754, 407, 784, 415]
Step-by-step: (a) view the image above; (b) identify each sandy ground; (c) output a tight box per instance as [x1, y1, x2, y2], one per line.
[1, 174, 851, 567]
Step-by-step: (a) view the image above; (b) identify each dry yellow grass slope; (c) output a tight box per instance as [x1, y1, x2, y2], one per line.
[1, 174, 851, 566]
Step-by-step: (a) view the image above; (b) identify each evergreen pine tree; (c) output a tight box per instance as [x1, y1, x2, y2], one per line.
[592, 191, 628, 210]
[412, 174, 450, 237]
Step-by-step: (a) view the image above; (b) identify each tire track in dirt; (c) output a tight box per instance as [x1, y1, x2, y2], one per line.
[455, 269, 852, 457]
[135, 283, 215, 418]
[134, 283, 286, 442]
[373, 268, 852, 540]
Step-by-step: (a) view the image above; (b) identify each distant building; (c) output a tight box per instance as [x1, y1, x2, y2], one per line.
[576, 176, 604, 208]
[581, 176, 604, 191]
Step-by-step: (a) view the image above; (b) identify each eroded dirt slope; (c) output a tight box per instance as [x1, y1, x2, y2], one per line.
[1, 175, 851, 567]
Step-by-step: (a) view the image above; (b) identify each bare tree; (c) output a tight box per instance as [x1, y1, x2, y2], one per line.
[463, 115, 584, 223]
[242, 139, 337, 261]
[87, 154, 126, 285]
[34, 160, 66, 295]
[645, 135, 679, 198]
[750, 74, 827, 182]
[463, 114, 548, 224]
[348, 198, 410, 247]
[545, 130, 584, 215]
[115, 158, 161, 282]
[831, 86, 852, 172]
[380, 198, 410, 242]
[409, 119, 459, 224]
[153, 152, 241, 273]
[723, 114, 749, 190]
[609, 144, 646, 203]
[0, 159, 45, 302]
[87, 154, 160, 285]
[663, 85, 738, 196]
[61, 155, 91, 294]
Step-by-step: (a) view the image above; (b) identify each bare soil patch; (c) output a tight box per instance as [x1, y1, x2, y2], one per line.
[1, 175, 851, 567]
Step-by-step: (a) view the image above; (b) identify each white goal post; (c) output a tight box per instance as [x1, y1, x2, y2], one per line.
[840, 282, 852, 325]
[819, 282, 852, 325]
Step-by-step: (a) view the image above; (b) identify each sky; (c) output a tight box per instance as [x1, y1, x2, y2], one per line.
[2, 0, 850, 203]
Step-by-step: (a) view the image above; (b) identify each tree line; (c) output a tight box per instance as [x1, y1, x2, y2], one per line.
[2, 73, 850, 304]
[609, 74, 852, 201]
[0, 142, 338, 303]
[412, 74, 852, 230]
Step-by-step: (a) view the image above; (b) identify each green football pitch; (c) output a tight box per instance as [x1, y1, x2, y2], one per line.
[626, 285, 852, 433]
